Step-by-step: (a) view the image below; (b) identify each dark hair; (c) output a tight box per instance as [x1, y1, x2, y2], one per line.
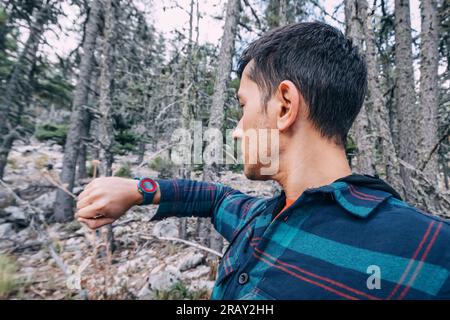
[237, 21, 367, 146]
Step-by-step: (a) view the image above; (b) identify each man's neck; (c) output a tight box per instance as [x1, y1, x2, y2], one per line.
[273, 136, 352, 200]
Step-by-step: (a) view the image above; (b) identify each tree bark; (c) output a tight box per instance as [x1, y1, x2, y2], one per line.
[345, 0, 376, 176]
[394, 0, 418, 200]
[178, 0, 196, 240]
[53, 0, 101, 222]
[96, 0, 116, 177]
[418, 0, 439, 184]
[202, 0, 241, 254]
[96, 0, 118, 255]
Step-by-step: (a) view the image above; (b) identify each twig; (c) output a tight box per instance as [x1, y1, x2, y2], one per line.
[136, 144, 175, 169]
[40, 169, 76, 199]
[420, 123, 450, 172]
[242, 0, 262, 30]
[140, 234, 223, 257]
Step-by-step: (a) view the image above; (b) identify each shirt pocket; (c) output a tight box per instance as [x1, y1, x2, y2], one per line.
[239, 284, 276, 300]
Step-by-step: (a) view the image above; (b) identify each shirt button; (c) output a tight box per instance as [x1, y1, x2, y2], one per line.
[238, 272, 249, 285]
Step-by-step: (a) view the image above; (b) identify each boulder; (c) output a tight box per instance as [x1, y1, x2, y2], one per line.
[0, 223, 14, 237]
[30, 191, 56, 214]
[152, 219, 179, 238]
[178, 253, 204, 271]
[3, 206, 28, 227]
[181, 265, 211, 280]
[148, 265, 181, 292]
[0, 191, 15, 209]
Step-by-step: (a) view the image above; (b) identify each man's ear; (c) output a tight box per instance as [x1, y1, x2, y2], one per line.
[276, 80, 301, 132]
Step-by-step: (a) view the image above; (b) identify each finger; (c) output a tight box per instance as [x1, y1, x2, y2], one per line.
[77, 186, 94, 201]
[77, 217, 114, 230]
[75, 201, 104, 219]
[77, 190, 88, 201]
[76, 192, 98, 210]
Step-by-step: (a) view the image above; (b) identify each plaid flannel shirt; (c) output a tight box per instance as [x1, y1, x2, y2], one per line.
[151, 174, 450, 300]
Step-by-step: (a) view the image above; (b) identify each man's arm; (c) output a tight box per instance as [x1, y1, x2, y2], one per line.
[75, 177, 265, 242]
[152, 179, 265, 242]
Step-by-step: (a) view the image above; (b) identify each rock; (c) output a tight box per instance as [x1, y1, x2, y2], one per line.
[4, 206, 23, 218]
[30, 191, 56, 213]
[137, 284, 155, 300]
[17, 145, 37, 156]
[0, 223, 14, 237]
[148, 265, 180, 292]
[152, 219, 179, 238]
[113, 226, 128, 238]
[188, 279, 215, 293]
[0, 191, 15, 209]
[30, 251, 46, 262]
[50, 143, 62, 152]
[178, 253, 204, 271]
[3, 206, 28, 227]
[181, 265, 210, 280]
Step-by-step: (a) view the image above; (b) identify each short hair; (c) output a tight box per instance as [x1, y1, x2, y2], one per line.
[237, 21, 367, 146]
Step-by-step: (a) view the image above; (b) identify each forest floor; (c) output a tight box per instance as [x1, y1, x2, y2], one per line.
[0, 139, 274, 299]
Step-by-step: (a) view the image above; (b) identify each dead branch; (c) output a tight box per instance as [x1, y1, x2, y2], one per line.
[139, 234, 223, 257]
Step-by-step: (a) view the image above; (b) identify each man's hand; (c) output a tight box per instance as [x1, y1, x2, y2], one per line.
[75, 177, 143, 230]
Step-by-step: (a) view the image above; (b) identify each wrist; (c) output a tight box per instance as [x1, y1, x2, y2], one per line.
[130, 179, 144, 205]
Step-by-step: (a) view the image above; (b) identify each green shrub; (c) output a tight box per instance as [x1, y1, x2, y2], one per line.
[155, 282, 210, 300]
[113, 129, 139, 155]
[114, 162, 133, 178]
[149, 156, 175, 179]
[0, 255, 17, 298]
[35, 123, 68, 146]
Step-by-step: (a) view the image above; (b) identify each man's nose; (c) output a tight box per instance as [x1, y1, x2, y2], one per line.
[232, 119, 243, 139]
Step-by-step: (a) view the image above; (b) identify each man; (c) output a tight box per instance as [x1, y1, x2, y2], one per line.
[76, 22, 450, 299]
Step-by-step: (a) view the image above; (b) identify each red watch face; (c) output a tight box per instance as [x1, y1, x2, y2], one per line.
[140, 178, 157, 193]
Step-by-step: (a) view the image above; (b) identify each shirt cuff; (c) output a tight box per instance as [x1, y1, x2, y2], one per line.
[151, 179, 178, 220]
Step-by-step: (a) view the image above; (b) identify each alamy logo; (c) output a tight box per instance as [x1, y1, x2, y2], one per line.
[366, 265, 381, 290]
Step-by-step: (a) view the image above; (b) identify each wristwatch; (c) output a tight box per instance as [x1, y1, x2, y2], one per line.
[134, 177, 158, 205]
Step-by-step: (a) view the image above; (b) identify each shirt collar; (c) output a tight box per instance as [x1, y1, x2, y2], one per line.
[302, 174, 401, 219]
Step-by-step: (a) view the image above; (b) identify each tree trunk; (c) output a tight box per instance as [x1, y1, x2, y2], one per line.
[53, 0, 101, 222]
[178, 0, 196, 240]
[202, 0, 241, 254]
[394, 0, 418, 200]
[345, 0, 376, 176]
[76, 111, 90, 181]
[418, 0, 439, 183]
[95, 0, 118, 255]
[361, 0, 403, 191]
[0, 3, 50, 179]
[97, 0, 116, 177]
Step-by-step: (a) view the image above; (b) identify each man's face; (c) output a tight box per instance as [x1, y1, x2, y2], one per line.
[232, 62, 280, 180]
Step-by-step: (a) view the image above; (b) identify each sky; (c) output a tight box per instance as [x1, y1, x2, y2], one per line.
[40, 0, 423, 61]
